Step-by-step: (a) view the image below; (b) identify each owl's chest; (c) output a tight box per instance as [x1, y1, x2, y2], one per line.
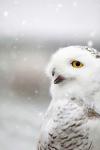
[87, 118, 100, 150]
[39, 101, 91, 150]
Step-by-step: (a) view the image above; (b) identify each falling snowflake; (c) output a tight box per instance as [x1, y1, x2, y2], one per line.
[23, 57, 28, 62]
[57, 3, 63, 8]
[15, 125, 19, 129]
[34, 90, 39, 94]
[22, 20, 27, 25]
[56, 3, 63, 13]
[73, 1, 78, 7]
[3, 11, 8, 17]
[14, 0, 19, 5]
[15, 38, 19, 41]
[27, 97, 32, 101]
[87, 40, 93, 47]
[90, 31, 96, 37]
[39, 112, 43, 116]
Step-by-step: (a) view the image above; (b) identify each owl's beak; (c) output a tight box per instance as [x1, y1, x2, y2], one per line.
[54, 75, 65, 84]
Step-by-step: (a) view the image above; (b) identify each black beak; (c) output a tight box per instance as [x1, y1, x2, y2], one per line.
[54, 75, 65, 84]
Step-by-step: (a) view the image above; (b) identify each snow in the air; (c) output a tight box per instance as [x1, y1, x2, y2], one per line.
[15, 38, 19, 41]
[34, 90, 39, 94]
[87, 40, 93, 47]
[90, 31, 96, 37]
[57, 3, 63, 8]
[56, 3, 63, 12]
[14, 0, 19, 5]
[3, 11, 8, 17]
[22, 20, 27, 25]
[39, 112, 43, 116]
[23, 57, 28, 62]
[73, 1, 78, 7]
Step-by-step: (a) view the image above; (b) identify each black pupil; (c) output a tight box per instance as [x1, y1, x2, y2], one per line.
[75, 61, 80, 66]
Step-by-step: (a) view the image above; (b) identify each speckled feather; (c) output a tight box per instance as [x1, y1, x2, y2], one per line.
[37, 98, 92, 150]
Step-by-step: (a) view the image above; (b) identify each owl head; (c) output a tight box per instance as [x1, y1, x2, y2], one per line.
[46, 46, 100, 99]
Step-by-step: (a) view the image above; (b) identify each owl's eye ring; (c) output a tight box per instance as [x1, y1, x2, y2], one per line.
[71, 60, 84, 68]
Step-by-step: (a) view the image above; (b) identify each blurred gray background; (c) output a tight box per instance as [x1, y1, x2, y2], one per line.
[0, 0, 100, 150]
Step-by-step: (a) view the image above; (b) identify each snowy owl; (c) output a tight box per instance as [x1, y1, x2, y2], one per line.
[37, 46, 100, 150]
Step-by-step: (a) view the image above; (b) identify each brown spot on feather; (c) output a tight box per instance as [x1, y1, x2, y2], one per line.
[87, 107, 100, 119]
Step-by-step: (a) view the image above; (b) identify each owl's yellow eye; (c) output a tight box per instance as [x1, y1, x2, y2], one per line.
[71, 60, 84, 68]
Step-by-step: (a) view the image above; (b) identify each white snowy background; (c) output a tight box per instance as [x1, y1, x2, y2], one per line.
[0, 0, 100, 150]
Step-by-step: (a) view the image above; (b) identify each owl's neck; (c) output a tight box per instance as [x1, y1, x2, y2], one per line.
[51, 83, 87, 99]
[50, 81, 100, 109]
